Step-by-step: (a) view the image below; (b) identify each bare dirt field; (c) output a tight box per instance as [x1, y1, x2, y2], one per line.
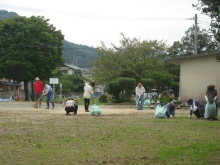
[0, 101, 190, 117]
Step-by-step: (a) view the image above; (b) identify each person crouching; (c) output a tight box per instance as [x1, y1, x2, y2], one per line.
[65, 97, 78, 115]
[187, 98, 205, 119]
[165, 100, 176, 119]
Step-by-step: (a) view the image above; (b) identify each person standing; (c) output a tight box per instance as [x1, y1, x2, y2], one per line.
[205, 85, 218, 114]
[135, 83, 146, 110]
[83, 82, 95, 112]
[165, 100, 176, 118]
[34, 77, 44, 108]
[187, 98, 205, 118]
[65, 97, 78, 115]
[42, 83, 55, 109]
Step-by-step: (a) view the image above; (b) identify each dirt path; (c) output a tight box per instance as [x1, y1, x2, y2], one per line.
[0, 101, 189, 116]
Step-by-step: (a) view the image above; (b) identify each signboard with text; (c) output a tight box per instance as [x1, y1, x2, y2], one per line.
[49, 78, 59, 84]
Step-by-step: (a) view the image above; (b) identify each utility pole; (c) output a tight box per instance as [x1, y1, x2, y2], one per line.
[194, 14, 198, 55]
[75, 54, 77, 67]
[73, 54, 77, 66]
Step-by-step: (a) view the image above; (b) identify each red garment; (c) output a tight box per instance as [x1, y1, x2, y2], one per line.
[34, 81, 43, 93]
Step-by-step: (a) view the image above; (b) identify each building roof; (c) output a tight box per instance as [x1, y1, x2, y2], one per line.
[1, 82, 21, 86]
[63, 64, 84, 71]
[166, 51, 220, 66]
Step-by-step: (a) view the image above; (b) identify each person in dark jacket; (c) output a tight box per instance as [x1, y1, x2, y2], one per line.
[187, 98, 205, 118]
[165, 100, 176, 119]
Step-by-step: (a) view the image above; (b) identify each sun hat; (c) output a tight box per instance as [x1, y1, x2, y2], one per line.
[35, 77, 40, 81]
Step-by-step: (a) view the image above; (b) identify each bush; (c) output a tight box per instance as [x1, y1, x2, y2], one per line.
[159, 94, 172, 106]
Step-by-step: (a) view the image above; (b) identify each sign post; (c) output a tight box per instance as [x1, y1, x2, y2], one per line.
[49, 78, 59, 99]
[60, 83, 62, 98]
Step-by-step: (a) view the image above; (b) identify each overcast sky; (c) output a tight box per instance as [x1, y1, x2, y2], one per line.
[0, 0, 211, 48]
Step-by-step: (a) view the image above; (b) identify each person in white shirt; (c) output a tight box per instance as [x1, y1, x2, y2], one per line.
[65, 97, 78, 115]
[42, 83, 55, 109]
[135, 82, 146, 110]
[187, 98, 205, 118]
[83, 82, 95, 112]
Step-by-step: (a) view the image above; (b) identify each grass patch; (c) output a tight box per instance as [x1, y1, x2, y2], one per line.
[0, 113, 220, 164]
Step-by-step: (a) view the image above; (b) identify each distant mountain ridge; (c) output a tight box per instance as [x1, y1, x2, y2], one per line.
[0, 10, 19, 19]
[0, 10, 99, 68]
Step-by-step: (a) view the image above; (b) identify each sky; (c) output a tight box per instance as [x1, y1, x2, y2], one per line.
[0, 0, 212, 48]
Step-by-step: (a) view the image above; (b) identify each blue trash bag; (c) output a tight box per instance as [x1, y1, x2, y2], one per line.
[204, 102, 217, 120]
[91, 104, 101, 116]
[155, 105, 167, 118]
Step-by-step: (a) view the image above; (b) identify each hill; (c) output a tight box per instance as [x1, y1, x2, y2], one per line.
[0, 10, 19, 19]
[63, 40, 99, 68]
[0, 10, 99, 68]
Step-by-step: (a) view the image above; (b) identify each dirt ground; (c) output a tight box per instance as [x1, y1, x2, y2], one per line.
[0, 101, 190, 117]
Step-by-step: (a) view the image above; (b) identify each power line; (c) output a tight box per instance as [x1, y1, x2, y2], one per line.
[0, 4, 194, 21]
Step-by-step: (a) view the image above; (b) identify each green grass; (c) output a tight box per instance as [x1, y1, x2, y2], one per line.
[0, 113, 220, 164]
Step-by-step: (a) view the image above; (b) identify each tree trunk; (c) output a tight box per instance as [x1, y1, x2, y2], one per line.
[31, 81, 34, 101]
[24, 80, 29, 101]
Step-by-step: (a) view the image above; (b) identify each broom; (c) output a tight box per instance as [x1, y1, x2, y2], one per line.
[33, 95, 44, 108]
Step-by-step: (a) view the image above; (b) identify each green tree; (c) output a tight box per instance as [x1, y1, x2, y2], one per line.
[56, 74, 84, 93]
[148, 71, 174, 95]
[0, 16, 64, 100]
[193, 0, 220, 61]
[92, 33, 167, 84]
[106, 77, 136, 103]
[194, 0, 220, 42]
[168, 26, 218, 57]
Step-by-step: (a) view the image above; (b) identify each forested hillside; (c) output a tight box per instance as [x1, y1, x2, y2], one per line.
[0, 10, 18, 19]
[63, 40, 99, 68]
[0, 10, 99, 68]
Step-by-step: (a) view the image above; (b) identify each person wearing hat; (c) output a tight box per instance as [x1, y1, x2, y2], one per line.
[65, 97, 78, 115]
[42, 83, 55, 109]
[187, 98, 205, 118]
[33, 77, 44, 108]
[165, 100, 176, 118]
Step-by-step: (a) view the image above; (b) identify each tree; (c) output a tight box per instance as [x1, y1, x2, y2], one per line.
[194, 0, 220, 42]
[194, 0, 220, 61]
[56, 74, 84, 93]
[91, 33, 167, 84]
[106, 77, 136, 103]
[148, 71, 174, 95]
[0, 16, 64, 100]
[168, 26, 219, 57]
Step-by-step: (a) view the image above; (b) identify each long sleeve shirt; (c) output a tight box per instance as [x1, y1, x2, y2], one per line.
[135, 86, 145, 96]
[83, 84, 94, 99]
[190, 100, 204, 111]
[34, 81, 44, 93]
[43, 84, 53, 94]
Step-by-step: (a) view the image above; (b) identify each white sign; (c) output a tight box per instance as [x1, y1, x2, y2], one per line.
[49, 78, 59, 84]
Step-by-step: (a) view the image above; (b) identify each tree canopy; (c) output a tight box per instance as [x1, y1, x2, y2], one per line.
[168, 25, 219, 57]
[194, 0, 220, 42]
[0, 16, 64, 100]
[194, 0, 220, 61]
[91, 33, 179, 96]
